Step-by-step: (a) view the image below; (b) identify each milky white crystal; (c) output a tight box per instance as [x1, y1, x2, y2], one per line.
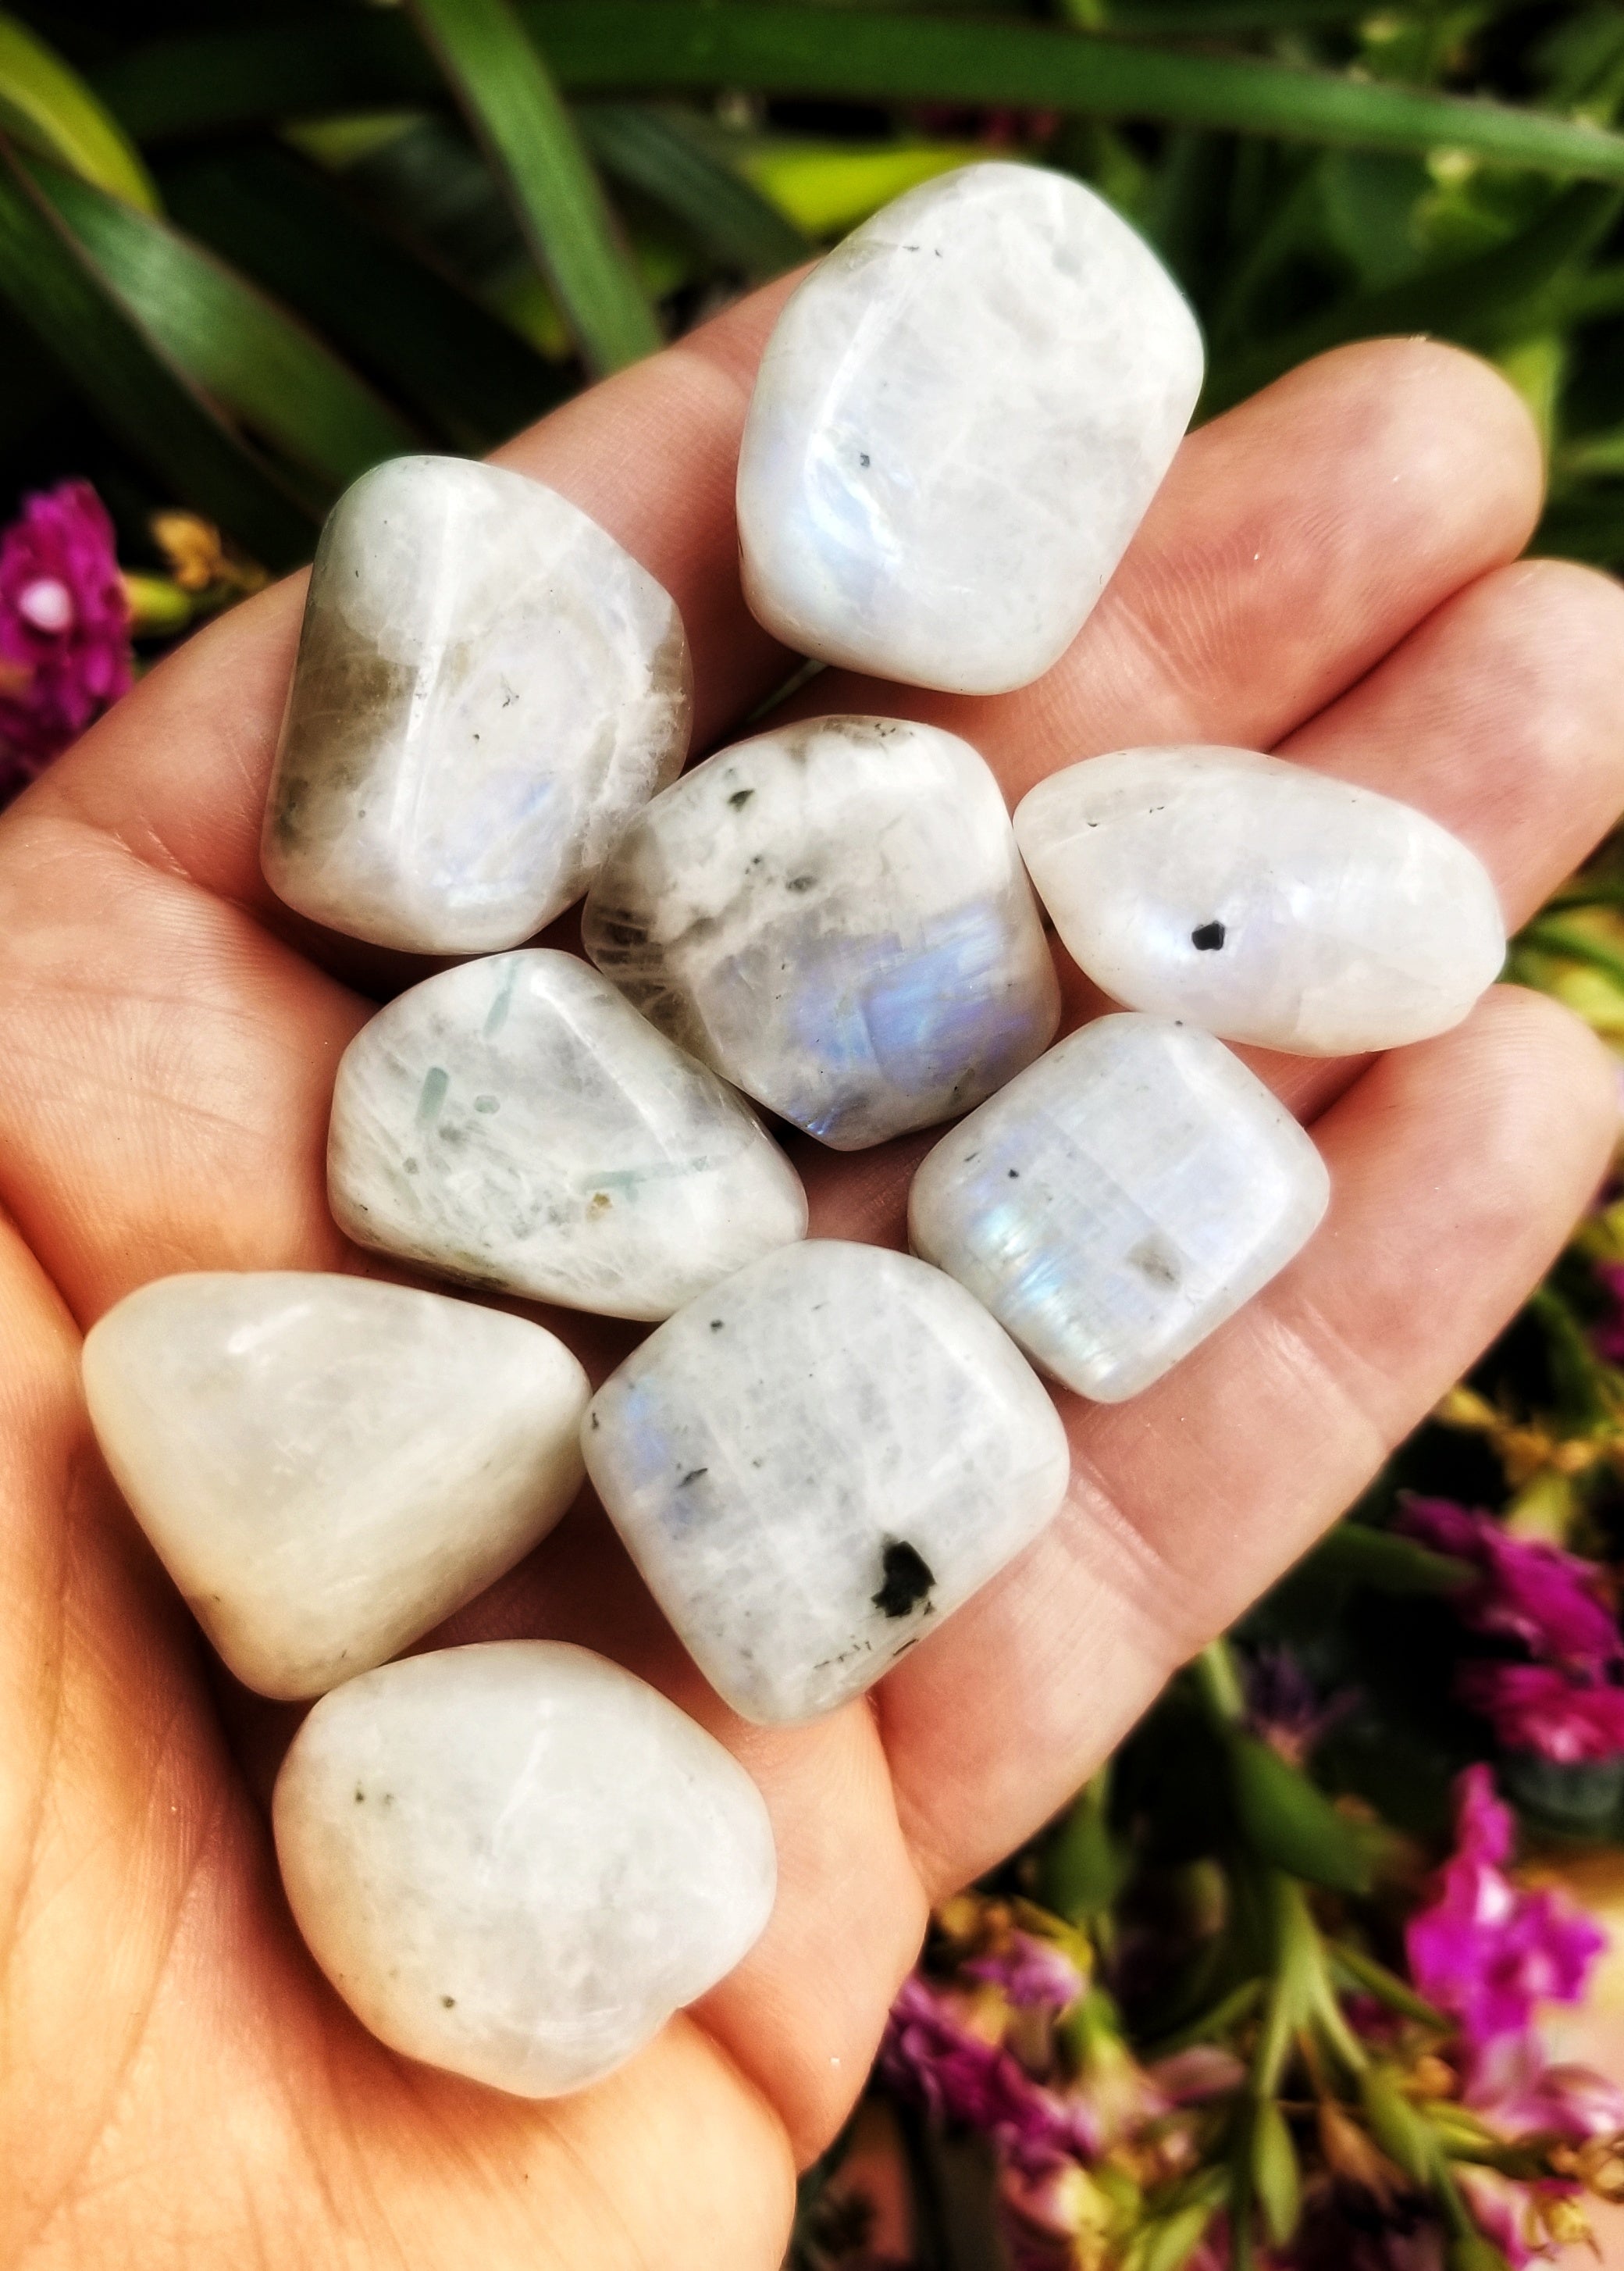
[583, 1240, 1070, 1723]
[909, 1014, 1330, 1403]
[1014, 747, 1507, 1055]
[329, 950, 807, 1320]
[82, 1273, 588, 1699]
[582, 715, 1060, 1150]
[273, 1642, 775, 2096]
[262, 455, 692, 954]
[735, 163, 1203, 695]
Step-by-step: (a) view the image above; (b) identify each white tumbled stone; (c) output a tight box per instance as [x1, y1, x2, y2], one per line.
[273, 1642, 775, 2096]
[909, 1014, 1330, 1403]
[582, 716, 1060, 1150]
[82, 1274, 588, 1699]
[735, 163, 1203, 695]
[262, 455, 692, 954]
[583, 1240, 1070, 1724]
[329, 950, 807, 1320]
[1014, 747, 1507, 1055]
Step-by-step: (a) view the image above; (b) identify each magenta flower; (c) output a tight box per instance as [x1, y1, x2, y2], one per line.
[963, 1931, 1084, 2013]
[1473, 2035, 1624, 2142]
[1398, 1499, 1620, 1674]
[878, 1974, 1100, 2173]
[0, 479, 130, 798]
[1455, 1661, 1624, 1763]
[1405, 1767, 1604, 2080]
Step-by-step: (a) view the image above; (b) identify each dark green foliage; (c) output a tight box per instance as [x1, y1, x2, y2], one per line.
[6, 0, 1624, 567]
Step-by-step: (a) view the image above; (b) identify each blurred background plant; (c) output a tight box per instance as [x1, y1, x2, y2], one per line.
[8, 0, 1624, 2262]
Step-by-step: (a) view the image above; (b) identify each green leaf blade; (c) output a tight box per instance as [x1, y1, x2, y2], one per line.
[407, 0, 660, 376]
[31, 158, 419, 494]
[0, 138, 315, 571]
[0, 9, 158, 212]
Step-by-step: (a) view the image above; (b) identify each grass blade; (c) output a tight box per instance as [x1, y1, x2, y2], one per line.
[0, 137, 315, 568]
[0, 9, 158, 212]
[95, 5, 1624, 185]
[406, 0, 659, 374]
[31, 158, 418, 493]
[160, 143, 567, 452]
[577, 104, 807, 273]
[528, 3, 1624, 180]
[1204, 180, 1622, 412]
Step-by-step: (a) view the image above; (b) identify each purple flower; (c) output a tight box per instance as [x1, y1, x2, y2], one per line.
[0, 480, 130, 797]
[1473, 2035, 1624, 2142]
[1405, 1768, 1604, 2080]
[878, 1974, 1100, 2173]
[1455, 1661, 1624, 1763]
[1398, 1498, 1621, 1674]
[963, 1931, 1084, 2013]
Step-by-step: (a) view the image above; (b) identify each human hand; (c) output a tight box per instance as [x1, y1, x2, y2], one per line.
[2, 276, 1622, 2270]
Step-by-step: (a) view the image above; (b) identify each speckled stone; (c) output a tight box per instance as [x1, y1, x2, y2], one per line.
[262, 455, 691, 954]
[583, 715, 1060, 1150]
[1013, 747, 1507, 1055]
[735, 163, 1203, 694]
[273, 1642, 776, 2097]
[908, 1014, 1330, 1403]
[583, 1240, 1071, 1724]
[329, 950, 808, 1321]
[82, 1273, 587, 1699]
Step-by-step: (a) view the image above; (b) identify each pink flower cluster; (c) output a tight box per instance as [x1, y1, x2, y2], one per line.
[1400, 1497, 1624, 1763]
[878, 1974, 1101, 2175]
[0, 480, 130, 802]
[1406, 1767, 1605, 2077]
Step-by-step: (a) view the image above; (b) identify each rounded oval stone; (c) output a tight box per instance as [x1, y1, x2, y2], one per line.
[584, 1240, 1071, 1723]
[1013, 747, 1507, 1055]
[735, 163, 1202, 695]
[82, 1273, 588, 1699]
[582, 715, 1060, 1150]
[262, 456, 692, 954]
[909, 1014, 1330, 1402]
[273, 1642, 776, 2097]
[329, 950, 808, 1320]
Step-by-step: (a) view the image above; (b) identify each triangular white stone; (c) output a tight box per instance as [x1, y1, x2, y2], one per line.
[82, 1272, 589, 1699]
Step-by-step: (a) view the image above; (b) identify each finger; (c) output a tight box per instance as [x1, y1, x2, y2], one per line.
[877, 986, 1619, 1894]
[796, 551, 1624, 1248]
[33, 328, 1537, 947]
[789, 337, 1542, 800]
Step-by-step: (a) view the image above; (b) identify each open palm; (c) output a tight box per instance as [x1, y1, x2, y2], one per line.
[3, 274, 1623, 2270]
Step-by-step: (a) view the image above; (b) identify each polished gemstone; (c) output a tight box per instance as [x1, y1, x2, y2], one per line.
[273, 1642, 776, 2097]
[329, 950, 807, 1320]
[582, 716, 1060, 1150]
[908, 1014, 1330, 1403]
[735, 163, 1203, 695]
[1013, 747, 1507, 1054]
[81, 1273, 587, 1699]
[583, 1240, 1070, 1724]
[262, 455, 692, 954]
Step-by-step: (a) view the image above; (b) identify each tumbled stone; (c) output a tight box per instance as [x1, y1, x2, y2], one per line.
[82, 1273, 587, 1699]
[583, 1240, 1070, 1723]
[735, 163, 1202, 695]
[273, 1642, 775, 2096]
[1013, 747, 1507, 1055]
[583, 716, 1060, 1150]
[262, 455, 692, 954]
[329, 950, 807, 1320]
[908, 1014, 1330, 1403]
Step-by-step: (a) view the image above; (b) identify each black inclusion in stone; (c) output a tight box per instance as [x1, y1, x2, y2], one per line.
[872, 1539, 935, 1619]
[1191, 921, 1227, 951]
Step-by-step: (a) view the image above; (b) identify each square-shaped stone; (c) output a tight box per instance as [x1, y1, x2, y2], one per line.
[908, 1014, 1330, 1401]
[582, 1240, 1070, 1723]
